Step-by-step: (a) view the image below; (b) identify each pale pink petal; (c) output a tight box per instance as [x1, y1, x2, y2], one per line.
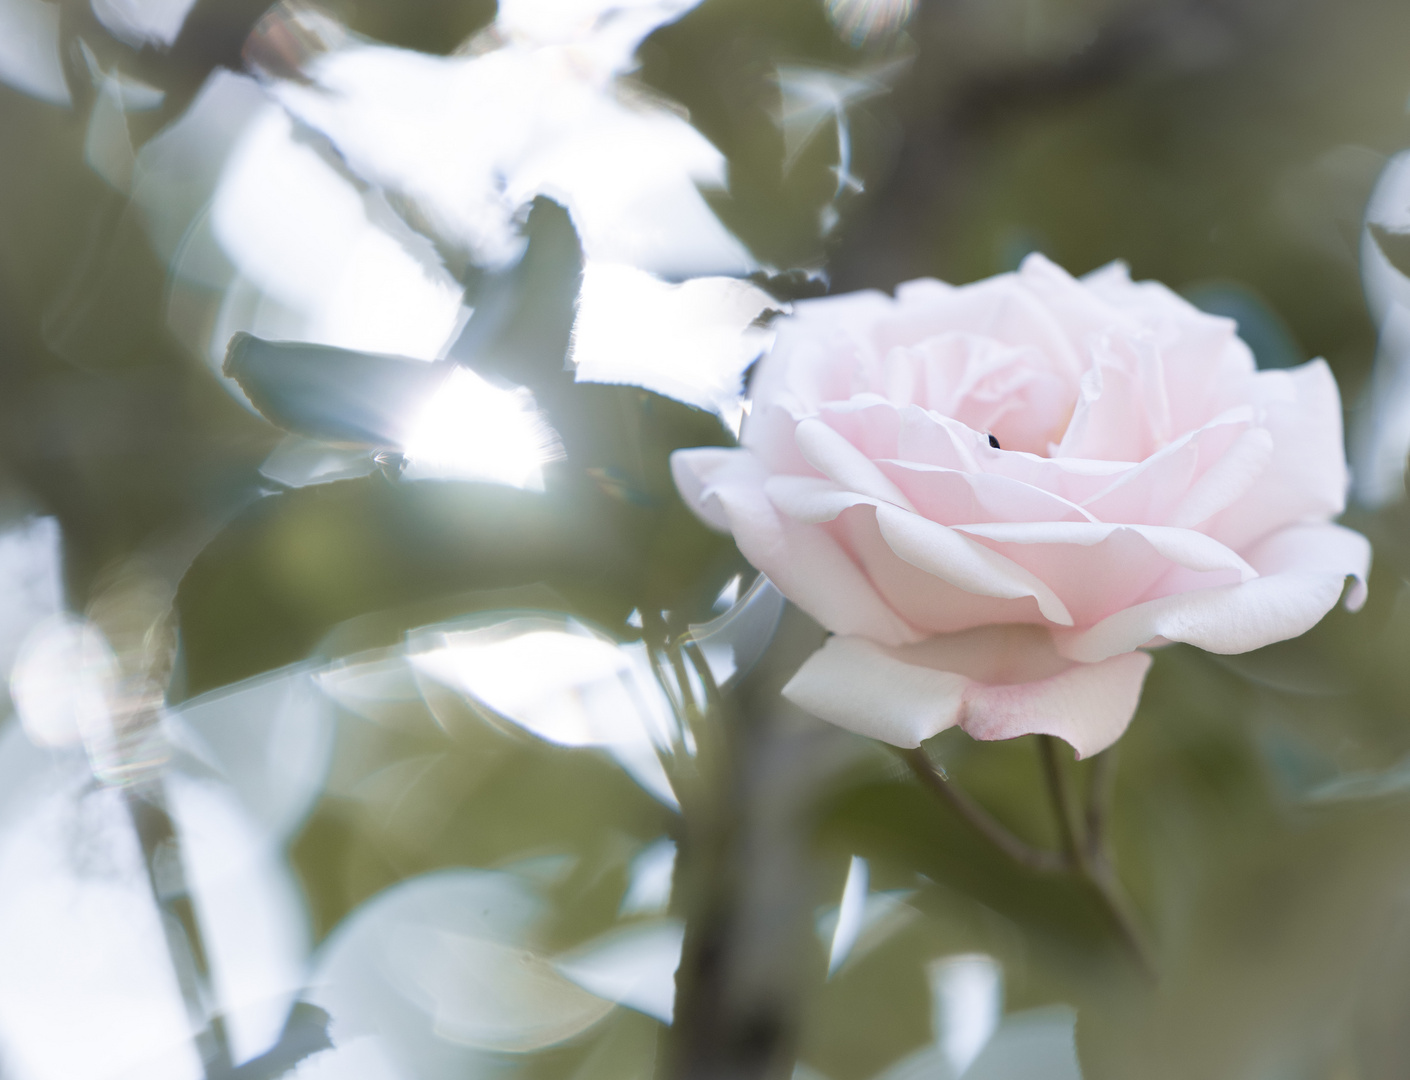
[1055, 523, 1370, 662]
[1165, 426, 1274, 529]
[1205, 360, 1349, 550]
[837, 507, 1052, 634]
[783, 625, 1152, 757]
[948, 524, 1187, 628]
[954, 521, 1256, 580]
[671, 447, 919, 645]
[1079, 410, 1253, 524]
[875, 460, 1097, 527]
[794, 417, 914, 509]
[782, 635, 969, 747]
[873, 503, 1074, 625]
[960, 650, 1152, 758]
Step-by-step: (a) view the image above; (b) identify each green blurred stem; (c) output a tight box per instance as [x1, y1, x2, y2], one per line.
[900, 747, 1067, 873]
[1038, 737, 1155, 979]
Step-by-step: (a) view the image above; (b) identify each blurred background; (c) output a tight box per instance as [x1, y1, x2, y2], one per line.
[5, 0, 1410, 1078]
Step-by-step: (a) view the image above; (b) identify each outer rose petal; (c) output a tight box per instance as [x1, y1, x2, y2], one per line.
[670, 447, 919, 646]
[1056, 522, 1370, 663]
[782, 626, 1152, 758]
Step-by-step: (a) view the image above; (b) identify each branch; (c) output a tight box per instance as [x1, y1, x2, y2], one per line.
[898, 747, 1068, 874]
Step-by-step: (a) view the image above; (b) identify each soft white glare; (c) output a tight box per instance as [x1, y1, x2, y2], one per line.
[260, 436, 380, 488]
[90, 0, 199, 47]
[85, 75, 137, 192]
[553, 919, 685, 1023]
[824, 0, 916, 47]
[496, 0, 697, 48]
[169, 665, 336, 841]
[0, 517, 63, 680]
[571, 261, 780, 417]
[961, 1007, 1082, 1080]
[287, 1035, 407, 1080]
[827, 856, 869, 976]
[210, 106, 466, 365]
[264, 5, 756, 278]
[391, 930, 613, 1051]
[0, 737, 309, 1079]
[0, 0, 70, 106]
[400, 367, 564, 490]
[775, 66, 891, 202]
[410, 619, 678, 806]
[1355, 150, 1410, 505]
[687, 575, 786, 688]
[308, 869, 613, 1075]
[814, 888, 917, 981]
[620, 837, 677, 916]
[929, 954, 1002, 1078]
[10, 615, 119, 750]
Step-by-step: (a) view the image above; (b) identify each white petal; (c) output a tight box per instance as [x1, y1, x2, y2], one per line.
[783, 635, 968, 747]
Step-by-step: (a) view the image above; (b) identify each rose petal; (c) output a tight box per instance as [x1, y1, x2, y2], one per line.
[1205, 360, 1349, 550]
[1055, 522, 1370, 662]
[783, 626, 1153, 757]
[794, 416, 915, 510]
[672, 447, 919, 645]
[782, 635, 969, 747]
[953, 521, 1257, 581]
[876, 460, 1097, 527]
[873, 504, 1075, 626]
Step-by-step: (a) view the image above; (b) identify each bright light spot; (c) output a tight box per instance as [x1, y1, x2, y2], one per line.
[553, 919, 684, 1023]
[712, 575, 742, 613]
[211, 107, 466, 364]
[0, 0, 69, 106]
[399, 367, 564, 490]
[0, 757, 309, 1079]
[410, 619, 677, 806]
[264, 3, 755, 278]
[620, 838, 676, 916]
[827, 855, 869, 975]
[0, 517, 63, 679]
[571, 261, 780, 416]
[928, 953, 1002, 1078]
[10, 616, 118, 751]
[91, 0, 199, 47]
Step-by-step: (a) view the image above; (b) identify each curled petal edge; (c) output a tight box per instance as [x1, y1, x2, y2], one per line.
[782, 631, 1153, 759]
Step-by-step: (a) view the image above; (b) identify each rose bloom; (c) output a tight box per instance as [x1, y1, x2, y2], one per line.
[672, 255, 1369, 757]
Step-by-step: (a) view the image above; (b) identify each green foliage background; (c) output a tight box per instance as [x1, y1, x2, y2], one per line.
[5, 1, 1410, 1078]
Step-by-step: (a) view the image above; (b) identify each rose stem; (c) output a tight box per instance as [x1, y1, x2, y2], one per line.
[1037, 736, 1156, 979]
[1084, 743, 1119, 861]
[899, 747, 1067, 874]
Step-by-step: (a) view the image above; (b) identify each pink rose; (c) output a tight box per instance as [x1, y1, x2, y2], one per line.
[672, 255, 1370, 757]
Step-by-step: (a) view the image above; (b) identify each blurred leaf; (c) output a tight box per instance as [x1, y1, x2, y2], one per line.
[223, 333, 454, 446]
[174, 477, 634, 695]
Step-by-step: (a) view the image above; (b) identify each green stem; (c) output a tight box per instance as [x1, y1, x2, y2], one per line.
[1038, 737, 1155, 979]
[900, 747, 1068, 874]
